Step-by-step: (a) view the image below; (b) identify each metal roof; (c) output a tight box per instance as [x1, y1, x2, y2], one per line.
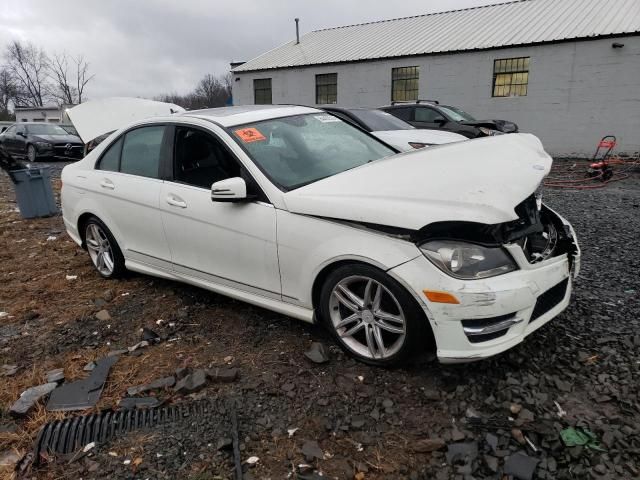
[233, 0, 640, 72]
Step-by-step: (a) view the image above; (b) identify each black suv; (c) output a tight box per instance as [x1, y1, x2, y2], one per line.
[0, 122, 84, 162]
[380, 101, 518, 139]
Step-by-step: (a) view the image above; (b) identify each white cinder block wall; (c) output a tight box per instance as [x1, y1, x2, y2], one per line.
[232, 36, 640, 157]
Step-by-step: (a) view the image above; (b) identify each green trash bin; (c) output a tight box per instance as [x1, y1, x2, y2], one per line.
[9, 167, 59, 219]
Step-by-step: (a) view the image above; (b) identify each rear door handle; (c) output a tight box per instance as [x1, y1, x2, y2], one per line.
[100, 179, 115, 190]
[166, 195, 187, 208]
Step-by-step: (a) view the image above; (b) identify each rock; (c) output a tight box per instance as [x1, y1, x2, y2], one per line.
[10, 383, 58, 417]
[512, 428, 526, 445]
[0, 449, 21, 467]
[127, 376, 175, 396]
[95, 309, 111, 321]
[206, 367, 239, 383]
[174, 369, 207, 393]
[102, 289, 115, 302]
[93, 298, 107, 308]
[424, 388, 440, 401]
[216, 437, 232, 450]
[510, 403, 523, 415]
[486, 433, 498, 452]
[118, 397, 160, 409]
[1, 364, 18, 377]
[518, 408, 535, 423]
[83, 361, 96, 372]
[351, 416, 366, 429]
[301, 440, 324, 461]
[382, 399, 394, 408]
[304, 342, 330, 364]
[451, 428, 465, 442]
[46, 368, 65, 383]
[282, 382, 295, 392]
[485, 454, 499, 472]
[411, 438, 446, 453]
[504, 451, 539, 480]
[445, 442, 478, 464]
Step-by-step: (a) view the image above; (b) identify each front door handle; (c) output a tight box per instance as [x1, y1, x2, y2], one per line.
[166, 195, 187, 208]
[100, 179, 115, 190]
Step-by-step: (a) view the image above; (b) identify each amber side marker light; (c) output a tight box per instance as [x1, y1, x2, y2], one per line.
[423, 290, 460, 304]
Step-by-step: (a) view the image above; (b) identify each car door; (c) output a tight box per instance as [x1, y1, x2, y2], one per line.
[0, 125, 16, 153]
[159, 125, 281, 299]
[14, 124, 28, 155]
[411, 107, 448, 130]
[89, 125, 172, 270]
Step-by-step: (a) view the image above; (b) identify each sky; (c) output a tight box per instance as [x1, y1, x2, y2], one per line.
[0, 0, 507, 101]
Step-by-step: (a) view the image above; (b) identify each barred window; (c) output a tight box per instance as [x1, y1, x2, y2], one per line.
[492, 57, 529, 97]
[391, 66, 419, 102]
[254, 78, 272, 105]
[316, 73, 337, 104]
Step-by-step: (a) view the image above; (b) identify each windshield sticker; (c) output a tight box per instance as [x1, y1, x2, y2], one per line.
[314, 114, 341, 123]
[234, 127, 266, 143]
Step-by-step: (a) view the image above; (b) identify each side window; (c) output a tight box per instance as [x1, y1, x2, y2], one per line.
[97, 137, 122, 172]
[120, 126, 165, 178]
[16, 125, 25, 135]
[389, 107, 412, 122]
[174, 127, 241, 189]
[4, 126, 15, 135]
[415, 108, 445, 123]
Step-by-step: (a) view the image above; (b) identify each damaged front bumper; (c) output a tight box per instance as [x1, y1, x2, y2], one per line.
[390, 207, 580, 363]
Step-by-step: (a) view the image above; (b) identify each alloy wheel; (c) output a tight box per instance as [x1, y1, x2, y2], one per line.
[85, 223, 115, 276]
[329, 275, 407, 360]
[27, 145, 36, 163]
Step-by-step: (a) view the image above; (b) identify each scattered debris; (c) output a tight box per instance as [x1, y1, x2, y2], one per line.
[118, 397, 161, 409]
[10, 382, 58, 417]
[107, 349, 128, 357]
[446, 442, 478, 464]
[206, 367, 239, 383]
[0, 311, 8, 318]
[560, 427, 604, 451]
[46, 355, 118, 411]
[65, 275, 77, 281]
[0, 449, 22, 467]
[127, 376, 175, 396]
[174, 369, 207, 393]
[223, 355, 233, 363]
[301, 440, 324, 461]
[46, 368, 65, 384]
[554, 400, 567, 418]
[287, 427, 299, 438]
[83, 361, 96, 372]
[141, 327, 161, 344]
[304, 342, 331, 364]
[245, 456, 259, 465]
[504, 451, 539, 480]
[95, 309, 111, 321]
[410, 438, 446, 453]
[46, 235, 57, 241]
[1, 364, 18, 376]
[127, 340, 149, 353]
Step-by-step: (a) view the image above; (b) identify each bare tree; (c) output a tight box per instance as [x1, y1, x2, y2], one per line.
[5, 40, 49, 107]
[156, 73, 232, 110]
[0, 68, 20, 120]
[47, 52, 94, 105]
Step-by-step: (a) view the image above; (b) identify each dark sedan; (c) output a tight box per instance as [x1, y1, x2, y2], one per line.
[0, 122, 84, 162]
[380, 101, 518, 139]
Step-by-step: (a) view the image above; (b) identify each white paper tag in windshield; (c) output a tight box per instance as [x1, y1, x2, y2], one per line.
[314, 114, 341, 123]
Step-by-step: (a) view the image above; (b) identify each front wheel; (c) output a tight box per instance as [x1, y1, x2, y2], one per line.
[26, 144, 37, 162]
[83, 217, 126, 278]
[319, 264, 427, 366]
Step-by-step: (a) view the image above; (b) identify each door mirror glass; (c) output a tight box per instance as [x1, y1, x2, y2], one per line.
[211, 177, 249, 202]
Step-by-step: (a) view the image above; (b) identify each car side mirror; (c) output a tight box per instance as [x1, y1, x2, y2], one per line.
[211, 177, 252, 202]
[435, 118, 446, 125]
[17, 131, 25, 137]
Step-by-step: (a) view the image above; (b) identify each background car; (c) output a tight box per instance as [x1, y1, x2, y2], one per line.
[381, 101, 518, 138]
[62, 101, 579, 367]
[322, 106, 466, 150]
[0, 122, 84, 162]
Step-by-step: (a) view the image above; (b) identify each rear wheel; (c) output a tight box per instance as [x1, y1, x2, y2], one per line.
[319, 263, 426, 366]
[83, 217, 126, 278]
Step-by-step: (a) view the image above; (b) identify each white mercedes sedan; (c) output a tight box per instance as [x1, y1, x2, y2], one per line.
[61, 102, 580, 366]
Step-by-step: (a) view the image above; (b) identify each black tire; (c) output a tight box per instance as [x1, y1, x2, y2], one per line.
[26, 144, 37, 162]
[318, 263, 428, 367]
[82, 216, 126, 279]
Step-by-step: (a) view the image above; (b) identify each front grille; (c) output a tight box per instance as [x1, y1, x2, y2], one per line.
[53, 144, 84, 158]
[530, 278, 569, 323]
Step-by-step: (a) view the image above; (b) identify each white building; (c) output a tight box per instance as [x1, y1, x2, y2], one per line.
[14, 104, 75, 124]
[231, 0, 640, 156]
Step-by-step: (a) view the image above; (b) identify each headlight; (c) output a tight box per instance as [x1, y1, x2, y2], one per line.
[478, 127, 504, 136]
[35, 142, 53, 149]
[419, 240, 517, 279]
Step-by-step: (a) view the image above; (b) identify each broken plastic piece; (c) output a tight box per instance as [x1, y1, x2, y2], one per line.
[10, 383, 58, 417]
[560, 427, 604, 451]
[46, 356, 118, 411]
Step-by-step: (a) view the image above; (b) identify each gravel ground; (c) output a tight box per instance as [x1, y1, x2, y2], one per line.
[0, 161, 639, 480]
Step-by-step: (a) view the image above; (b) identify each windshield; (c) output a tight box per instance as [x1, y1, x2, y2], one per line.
[26, 124, 71, 135]
[438, 106, 476, 122]
[349, 109, 414, 131]
[232, 113, 395, 190]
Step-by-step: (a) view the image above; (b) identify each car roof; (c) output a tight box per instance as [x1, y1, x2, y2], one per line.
[182, 105, 322, 128]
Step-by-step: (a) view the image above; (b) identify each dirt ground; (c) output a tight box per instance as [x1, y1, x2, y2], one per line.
[1, 162, 639, 480]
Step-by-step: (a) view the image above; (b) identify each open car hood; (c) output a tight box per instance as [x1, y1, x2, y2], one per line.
[283, 133, 551, 230]
[67, 97, 185, 143]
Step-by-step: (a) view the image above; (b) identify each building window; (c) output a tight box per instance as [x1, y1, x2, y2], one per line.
[391, 66, 419, 102]
[315, 73, 337, 104]
[254, 78, 272, 105]
[492, 57, 529, 97]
